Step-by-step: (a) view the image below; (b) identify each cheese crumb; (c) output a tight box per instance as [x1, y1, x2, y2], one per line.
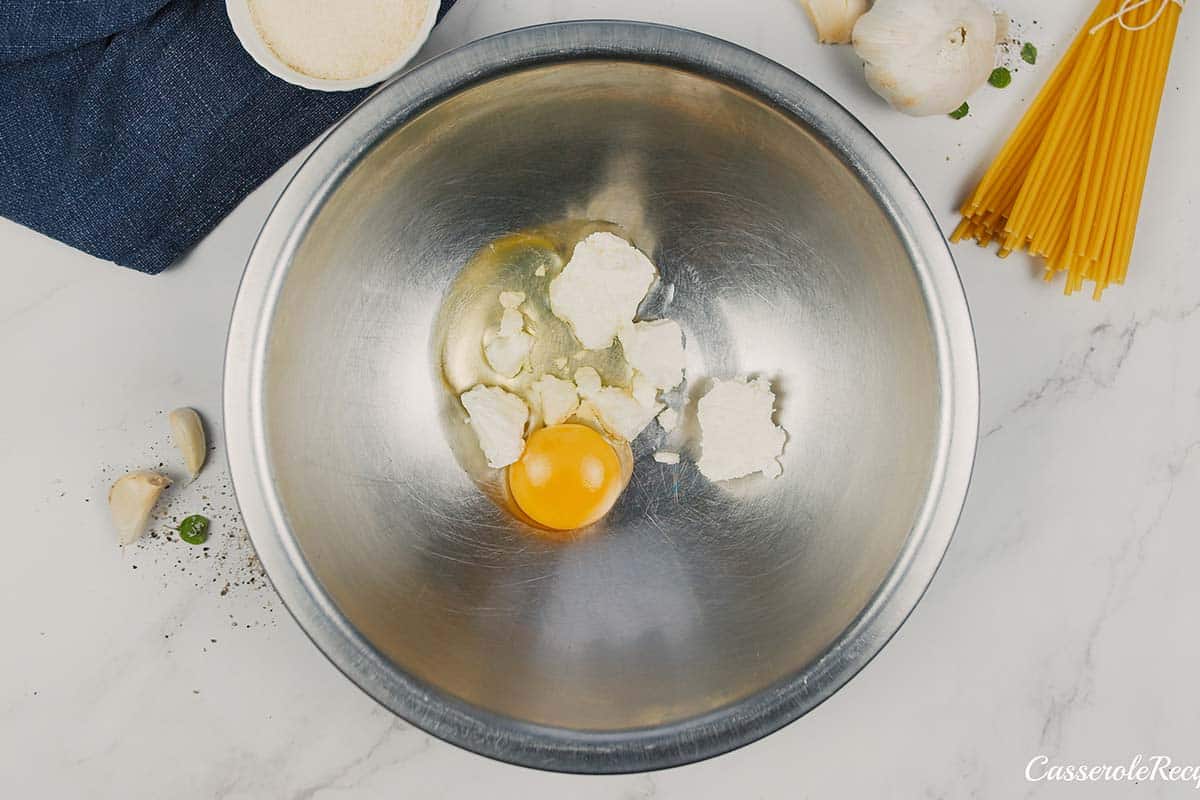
[549, 232, 657, 350]
[653, 451, 681, 465]
[483, 292, 533, 378]
[460, 385, 529, 468]
[586, 389, 663, 441]
[631, 372, 658, 408]
[532, 375, 579, 426]
[696, 377, 786, 481]
[619, 319, 686, 390]
[483, 333, 532, 377]
[573, 367, 602, 399]
[574, 367, 661, 441]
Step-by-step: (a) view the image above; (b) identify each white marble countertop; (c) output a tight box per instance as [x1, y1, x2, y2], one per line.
[3, 1, 1198, 797]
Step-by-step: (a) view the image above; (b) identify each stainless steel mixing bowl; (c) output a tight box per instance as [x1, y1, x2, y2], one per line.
[224, 22, 978, 773]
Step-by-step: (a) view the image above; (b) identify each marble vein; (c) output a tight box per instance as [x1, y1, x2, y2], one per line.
[289, 719, 421, 800]
[984, 294, 1200, 440]
[1034, 436, 1200, 754]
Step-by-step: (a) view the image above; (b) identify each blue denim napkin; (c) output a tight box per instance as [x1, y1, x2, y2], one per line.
[0, 0, 457, 274]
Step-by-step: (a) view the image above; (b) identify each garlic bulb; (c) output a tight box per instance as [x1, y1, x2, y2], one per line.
[852, 0, 998, 116]
[109, 470, 171, 545]
[800, 0, 870, 44]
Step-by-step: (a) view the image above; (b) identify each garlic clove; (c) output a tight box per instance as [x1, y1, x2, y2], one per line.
[168, 407, 207, 479]
[109, 470, 171, 545]
[800, 0, 870, 44]
[852, 0, 998, 117]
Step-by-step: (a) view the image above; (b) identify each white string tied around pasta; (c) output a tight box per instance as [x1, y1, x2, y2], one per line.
[1090, 0, 1185, 34]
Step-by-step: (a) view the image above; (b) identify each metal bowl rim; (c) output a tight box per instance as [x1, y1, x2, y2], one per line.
[222, 20, 980, 774]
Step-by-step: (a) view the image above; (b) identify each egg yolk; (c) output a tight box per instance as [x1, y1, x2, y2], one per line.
[508, 423, 624, 531]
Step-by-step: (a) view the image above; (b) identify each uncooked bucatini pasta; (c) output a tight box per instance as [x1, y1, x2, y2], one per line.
[952, 0, 1184, 299]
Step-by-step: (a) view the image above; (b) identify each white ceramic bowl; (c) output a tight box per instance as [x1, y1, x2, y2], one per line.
[225, 0, 441, 91]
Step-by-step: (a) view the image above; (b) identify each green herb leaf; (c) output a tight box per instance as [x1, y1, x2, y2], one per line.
[178, 514, 210, 545]
[1021, 42, 1038, 65]
[989, 67, 1012, 88]
[949, 102, 970, 120]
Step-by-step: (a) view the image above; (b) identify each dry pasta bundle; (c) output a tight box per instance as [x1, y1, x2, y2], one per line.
[952, 0, 1184, 299]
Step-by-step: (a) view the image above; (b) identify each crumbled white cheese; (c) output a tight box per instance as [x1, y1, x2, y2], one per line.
[483, 292, 533, 378]
[619, 319, 686, 390]
[696, 377, 787, 481]
[631, 372, 658, 408]
[573, 366, 603, 399]
[574, 366, 661, 441]
[657, 407, 678, 433]
[532, 375, 579, 426]
[549, 232, 657, 349]
[534, 265, 547, 277]
[653, 451, 681, 465]
[586, 389, 663, 441]
[483, 330, 533, 378]
[460, 385, 529, 468]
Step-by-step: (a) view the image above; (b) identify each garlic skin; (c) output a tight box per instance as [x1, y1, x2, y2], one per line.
[800, 0, 870, 44]
[168, 407, 207, 479]
[852, 0, 998, 116]
[109, 471, 171, 545]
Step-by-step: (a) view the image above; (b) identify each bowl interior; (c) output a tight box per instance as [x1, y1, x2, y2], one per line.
[260, 60, 940, 732]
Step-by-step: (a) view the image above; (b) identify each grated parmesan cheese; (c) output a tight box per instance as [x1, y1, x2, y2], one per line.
[248, 0, 430, 80]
